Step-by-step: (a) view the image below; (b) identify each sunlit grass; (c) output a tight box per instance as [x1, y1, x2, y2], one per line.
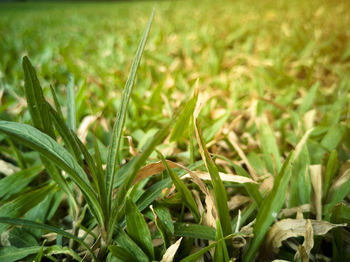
[0, 0, 349, 261]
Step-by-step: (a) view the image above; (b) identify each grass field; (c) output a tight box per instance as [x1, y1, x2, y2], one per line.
[0, 0, 350, 261]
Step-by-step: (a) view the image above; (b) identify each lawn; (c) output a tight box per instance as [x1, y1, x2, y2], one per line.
[0, 0, 350, 261]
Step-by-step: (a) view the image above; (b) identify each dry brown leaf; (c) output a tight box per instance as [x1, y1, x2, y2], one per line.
[133, 160, 179, 184]
[182, 171, 257, 184]
[303, 110, 316, 130]
[227, 131, 258, 181]
[204, 194, 217, 228]
[160, 237, 183, 262]
[294, 219, 314, 262]
[228, 195, 251, 211]
[294, 128, 313, 160]
[310, 165, 322, 220]
[77, 115, 99, 144]
[279, 204, 313, 219]
[263, 219, 346, 255]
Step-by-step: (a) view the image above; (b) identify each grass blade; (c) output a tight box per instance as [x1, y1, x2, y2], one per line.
[109, 245, 138, 261]
[214, 219, 229, 262]
[0, 121, 104, 227]
[259, 122, 281, 175]
[66, 74, 76, 132]
[22, 56, 55, 138]
[174, 222, 216, 241]
[194, 118, 233, 252]
[0, 217, 95, 261]
[0, 184, 56, 234]
[0, 166, 43, 200]
[243, 151, 294, 262]
[125, 197, 154, 259]
[323, 150, 338, 200]
[0, 246, 41, 262]
[114, 225, 149, 262]
[158, 151, 200, 222]
[105, 7, 155, 206]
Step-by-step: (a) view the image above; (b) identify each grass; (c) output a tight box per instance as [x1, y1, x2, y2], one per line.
[0, 0, 350, 261]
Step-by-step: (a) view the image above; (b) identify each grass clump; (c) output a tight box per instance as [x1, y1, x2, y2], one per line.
[0, 0, 350, 261]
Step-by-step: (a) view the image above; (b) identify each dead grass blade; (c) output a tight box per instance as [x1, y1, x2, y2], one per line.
[160, 237, 183, 262]
[310, 165, 322, 220]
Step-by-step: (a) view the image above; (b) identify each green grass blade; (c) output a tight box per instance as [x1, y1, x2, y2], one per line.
[323, 150, 338, 200]
[114, 225, 149, 262]
[109, 245, 138, 262]
[49, 84, 64, 120]
[321, 124, 346, 152]
[214, 219, 229, 262]
[66, 74, 76, 132]
[174, 223, 216, 241]
[324, 168, 350, 219]
[0, 121, 104, 227]
[243, 151, 294, 262]
[298, 81, 319, 114]
[22, 56, 77, 212]
[179, 233, 239, 262]
[71, 132, 109, 222]
[47, 103, 83, 165]
[150, 205, 174, 248]
[135, 161, 203, 212]
[158, 151, 200, 222]
[0, 217, 96, 261]
[194, 119, 232, 252]
[259, 122, 281, 175]
[0, 166, 43, 200]
[105, 7, 155, 206]
[170, 88, 198, 142]
[0, 184, 55, 234]
[231, 163, 263, 205]
[109, 119, 172, 240]
[125, 197, 154, 259]
[22, 56, 55, 138]
[0, 246, 42, 262]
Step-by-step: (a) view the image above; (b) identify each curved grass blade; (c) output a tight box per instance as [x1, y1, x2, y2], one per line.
[114, 225, 149, 262]
[105, 6, 155, 206]
[0, 121, 104, 227]
[125, 197, 154, 259]
[170, 87, 198, 142]
[22, 56, 55, 138]
[22, 56, 77, 212]
[194, 119, 232, 252]
[158, 151, 200, 222]
[243, 151, 294, 262]
[0, 217, 96, 261]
